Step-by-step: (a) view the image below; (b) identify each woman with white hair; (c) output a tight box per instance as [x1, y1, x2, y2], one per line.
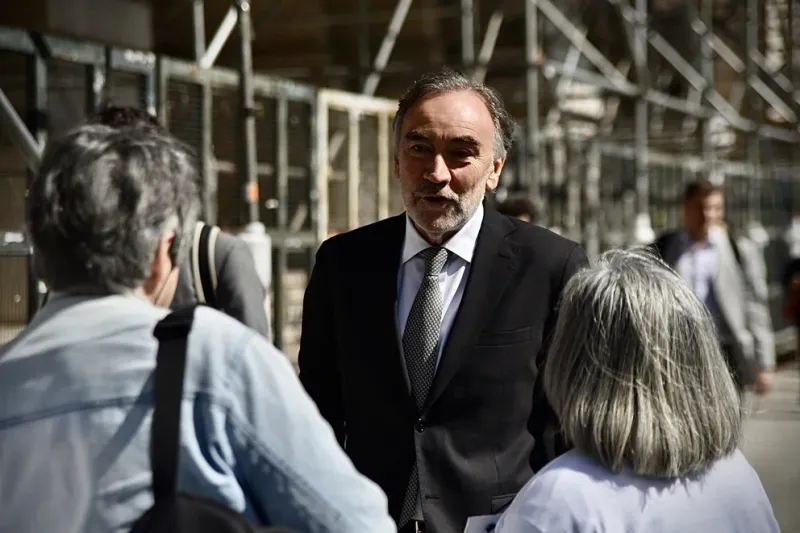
[494, 248, 779, 533]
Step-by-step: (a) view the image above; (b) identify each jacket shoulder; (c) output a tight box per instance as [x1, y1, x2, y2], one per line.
[319, 215, 405, 253]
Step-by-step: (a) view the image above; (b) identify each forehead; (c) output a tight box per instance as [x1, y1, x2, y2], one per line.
[691, 191, 724, 205]
[401, 90, 496, 144]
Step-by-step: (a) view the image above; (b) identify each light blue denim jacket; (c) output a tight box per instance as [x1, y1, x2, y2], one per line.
[0, 294, 396, 533]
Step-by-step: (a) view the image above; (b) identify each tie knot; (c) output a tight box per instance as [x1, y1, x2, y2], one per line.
[420, 247, 449, 277]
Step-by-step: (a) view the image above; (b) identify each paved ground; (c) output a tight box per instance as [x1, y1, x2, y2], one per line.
[742, 361, 800, 533]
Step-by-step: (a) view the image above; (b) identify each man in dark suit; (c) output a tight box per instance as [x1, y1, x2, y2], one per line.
[87, 106, 270, 338]
[298, 69, 588, 533]
[653, 180, 774, 394]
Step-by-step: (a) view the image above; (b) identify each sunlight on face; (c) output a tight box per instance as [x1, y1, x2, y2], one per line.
[394, 90, 505, 243]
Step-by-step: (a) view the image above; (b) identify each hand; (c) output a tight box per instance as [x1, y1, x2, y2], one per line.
[753, 370, 773, 396]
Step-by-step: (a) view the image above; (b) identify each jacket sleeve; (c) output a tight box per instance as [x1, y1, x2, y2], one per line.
[297, 240, 346, 446]
[214, 235, 272, 340]
[227, 332, 396, 533]
[736, 237, 775, 371]
[529, 243, 589, 470]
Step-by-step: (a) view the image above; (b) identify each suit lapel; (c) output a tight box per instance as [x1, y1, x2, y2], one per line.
[425, 206, 519, 409]
[368, 214, 414, 399]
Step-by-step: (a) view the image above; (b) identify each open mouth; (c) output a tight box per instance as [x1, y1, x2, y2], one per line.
[420, 196, 453, 205]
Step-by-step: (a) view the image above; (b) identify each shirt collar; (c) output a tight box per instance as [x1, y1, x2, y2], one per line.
[401, 203, 484, 264]
[680, 226, 723, 249]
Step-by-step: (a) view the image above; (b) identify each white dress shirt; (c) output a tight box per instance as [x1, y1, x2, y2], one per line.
[397, 203, 484, 370]
[397, 203, 484, 520]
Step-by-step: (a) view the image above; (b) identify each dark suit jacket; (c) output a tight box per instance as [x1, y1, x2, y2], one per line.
[298, 204, 588, 533]
[172, 230, 270, 339]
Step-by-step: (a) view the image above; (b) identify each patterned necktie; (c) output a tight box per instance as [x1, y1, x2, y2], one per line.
[399, 246, 449, 525]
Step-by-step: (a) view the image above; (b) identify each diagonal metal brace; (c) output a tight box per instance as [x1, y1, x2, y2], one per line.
[0, 89, 42, 173]
[533, 0, 634, 93]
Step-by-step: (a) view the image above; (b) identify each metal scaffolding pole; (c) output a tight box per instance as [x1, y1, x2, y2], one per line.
[200, 6, 238, 69]
[632, 0, 650, 240]
[525, 0, 542, 197]
[357, 0, 371, 89]
[237, 0, 259, 224]
[362, 0, 414, 96]
[473, 5, 504, 84]
[461, 0, 475, 75]
[27, 48, 47, 318]
[0, 90, 40, 173]
[698, 0, 715, 163]
[746, 0, 762, 221]
[327, 0, 413, 166]
[193, 0, 206, 61]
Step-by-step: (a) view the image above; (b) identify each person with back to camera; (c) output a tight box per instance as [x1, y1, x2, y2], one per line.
[87, 105, 272, 340]
[0, 123, 395, 533]
[493, 247, 780, 533]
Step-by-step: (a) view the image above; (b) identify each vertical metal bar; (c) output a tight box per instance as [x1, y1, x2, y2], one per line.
[357, 0, 372, 89]
[27, 52, 47, 319]
[746, 0, 761, 221]
[461, 0, 475, 75]
[525, 0, 542, 197]
[86, 62, 105, 113]
[193, 0, 207, 62]
[201, 83, 216, 224]
[347, 111, 361, 229]
[308, 96, 320, 268]
[103, 46, 113, 104]
[362, 0, 414, 96]
[274, 97, 290, 350]
[155, 56, 169, 124]
[584, 142, 601, 259]
[699, 0, 715, 164]
[377, 112, 390, 220]
[237, 0, 259, 224]
[315, 93, 330, 246]
[144, 63, 157, 117]
[633, 0, 649, 223]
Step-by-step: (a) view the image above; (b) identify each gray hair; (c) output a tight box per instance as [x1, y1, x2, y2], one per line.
[391, 68, 516, 160]
[544, 247, 742, 478]
[28, 124, 201, 294]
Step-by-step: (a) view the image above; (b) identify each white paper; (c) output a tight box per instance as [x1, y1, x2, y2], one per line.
[463, 513, 501, 533]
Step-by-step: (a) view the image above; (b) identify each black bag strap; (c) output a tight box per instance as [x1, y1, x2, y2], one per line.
[196, 224, 219, 309]
[151, 306, 196, 503]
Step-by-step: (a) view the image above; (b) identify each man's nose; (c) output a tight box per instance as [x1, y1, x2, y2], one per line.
[424, 154, 450, 183]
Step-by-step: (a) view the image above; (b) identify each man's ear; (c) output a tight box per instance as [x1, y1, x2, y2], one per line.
[486, 156, 506, 192]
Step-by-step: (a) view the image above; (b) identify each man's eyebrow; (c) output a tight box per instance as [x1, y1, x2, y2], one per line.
[451, 135, 480, 147]
[404, 131, 481, 147]
[404, 130, 430, 142]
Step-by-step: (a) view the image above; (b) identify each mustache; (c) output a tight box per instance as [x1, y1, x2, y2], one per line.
[414, 185, 458, 201]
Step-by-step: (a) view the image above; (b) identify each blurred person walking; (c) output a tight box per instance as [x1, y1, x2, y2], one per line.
[653, 180, 774, 395]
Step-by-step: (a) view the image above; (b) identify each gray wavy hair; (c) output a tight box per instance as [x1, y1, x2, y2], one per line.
[544, 247, 742, 478]
[28, 123, 200, 294]
[391, 68, 516, 160]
